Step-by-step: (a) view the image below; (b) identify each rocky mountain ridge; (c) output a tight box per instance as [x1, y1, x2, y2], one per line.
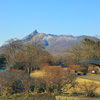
[21, 30, 99, 54]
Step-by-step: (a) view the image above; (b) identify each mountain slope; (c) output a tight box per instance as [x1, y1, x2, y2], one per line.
[22, 30, 100, 54]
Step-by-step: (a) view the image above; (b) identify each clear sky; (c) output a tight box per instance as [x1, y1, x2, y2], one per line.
[0, 0, 100, 46]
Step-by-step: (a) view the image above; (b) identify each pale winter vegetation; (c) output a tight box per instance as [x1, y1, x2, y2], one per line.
[0, 37, 100, 99]
[69, 38, 100, 62]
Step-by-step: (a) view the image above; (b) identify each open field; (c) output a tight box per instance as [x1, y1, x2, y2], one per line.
[30, 70, 45, 78]
[76, 78, 100, 94]
[76, 77, 100, 84]
[31, 70, 100, 83]
[31, 70, 100, 94]
[57, 78, 100, 100]
[77, 74, 100, 82]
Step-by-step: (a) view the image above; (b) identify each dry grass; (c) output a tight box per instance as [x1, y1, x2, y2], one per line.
[30, 70, 100, 95]
[76, 77, 100, 84]
[56, 96, 100, 100]
[76, 78, 100, 95]
[30, 70, 45, 78]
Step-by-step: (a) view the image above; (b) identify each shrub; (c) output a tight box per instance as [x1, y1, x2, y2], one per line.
[29, 93, 56, 100]
[34, 65, 76, 94]
[69, 64, 87, 73]
[33, 78, 46, 93]
[79, 82, 98, 97]
[11, 80, 24, 94]
[29, 84, 35, 92]
[0, 70, 29, 95]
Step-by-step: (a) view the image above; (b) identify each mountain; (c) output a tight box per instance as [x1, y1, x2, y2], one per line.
[21, 30, 100, 54]
[22, 30, 38, 42]
[0, 30, 99, 55]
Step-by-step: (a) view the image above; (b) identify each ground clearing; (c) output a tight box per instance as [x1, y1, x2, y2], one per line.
[32, 70, 100, 98]
[76, 77, 100, 84]
[76, 77, 100, 95]
[30, 70, 100, 94]
[77, 74, 100, 82]
[30, 70, 45, 78]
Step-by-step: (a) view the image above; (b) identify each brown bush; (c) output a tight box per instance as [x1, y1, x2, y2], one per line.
[40, 63, 50, 69]
[69, 64, 87, 73]
[36, 65, 77, 94]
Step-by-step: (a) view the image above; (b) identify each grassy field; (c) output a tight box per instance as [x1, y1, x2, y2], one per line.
[77, 74, 100, 82]
[30, 70, 45, 78]
[76, 77, 100, 84]
[57, 78, 100, 100]
[76, 78, 100, 94]
[30, 70, 100, 95]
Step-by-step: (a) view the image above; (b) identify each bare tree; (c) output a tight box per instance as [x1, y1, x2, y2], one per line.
[67, 38, 100, 63]
[3, 38, 52, 78]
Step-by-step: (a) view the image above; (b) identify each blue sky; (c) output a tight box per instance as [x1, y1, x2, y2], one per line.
[0, 0, 100, 46]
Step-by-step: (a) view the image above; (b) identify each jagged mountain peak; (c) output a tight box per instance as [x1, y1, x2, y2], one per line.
[32, 30, 38, 35]
[22, 30, 39, 42]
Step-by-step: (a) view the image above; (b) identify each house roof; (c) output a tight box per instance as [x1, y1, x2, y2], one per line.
[77, 61, 100, 67]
